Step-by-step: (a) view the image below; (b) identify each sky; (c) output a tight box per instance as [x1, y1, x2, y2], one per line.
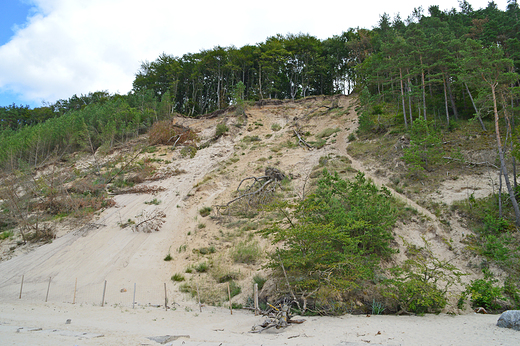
[0, 0, 511, 108]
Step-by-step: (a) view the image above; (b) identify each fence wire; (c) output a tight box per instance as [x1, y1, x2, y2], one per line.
[0, 275, 172, 308]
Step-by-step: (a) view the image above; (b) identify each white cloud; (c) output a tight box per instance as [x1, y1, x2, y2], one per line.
[0, 0, 509, 105]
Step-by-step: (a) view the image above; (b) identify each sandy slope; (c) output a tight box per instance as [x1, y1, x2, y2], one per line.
[0, 95, 517, 345]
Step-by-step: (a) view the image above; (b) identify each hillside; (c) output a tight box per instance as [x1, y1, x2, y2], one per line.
[0, 94, 507, 314]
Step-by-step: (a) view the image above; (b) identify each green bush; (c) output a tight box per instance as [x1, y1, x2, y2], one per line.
[195, 262, 209, 273]
[271, 123, 282, 131]
[316, 128, 340, 139]
[0, 230, 13, 240]
[383, 239, 464, 314]
[171, 273, 185, 282]
[163, 253, 172, 261]
[253, 275, 267, 290]
[466, 278, 503, 310]
[180, 145, 197, 158]
[216, 123, 229, 137]
[199, 206, 212, 217]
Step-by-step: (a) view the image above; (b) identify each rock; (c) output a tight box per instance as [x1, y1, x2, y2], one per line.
[497, 310, 520, 331]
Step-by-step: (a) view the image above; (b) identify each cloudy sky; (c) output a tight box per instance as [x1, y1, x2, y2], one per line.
[0, 0, 510, 108]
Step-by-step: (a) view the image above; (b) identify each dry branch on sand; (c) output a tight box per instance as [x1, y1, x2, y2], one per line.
[133, 210, 166, 233]
[215, 167, 286, 215]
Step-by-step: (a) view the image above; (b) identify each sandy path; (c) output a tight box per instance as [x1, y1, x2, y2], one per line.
[1, 300, 517, 346]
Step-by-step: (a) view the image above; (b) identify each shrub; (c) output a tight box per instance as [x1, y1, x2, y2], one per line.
[466, 278, 503, 310]
[180, 145, 197, 158]
[216, 123, 229, 137]
[316, 128, 340, 139]
[171, 273, 185, 282]
[383, 239, 464, 314]
[226, 280, 242, 300]
[145, 198, 161, 205]
[232, 240, 262, 264]
[164, 253, 172, 261]
[195, 262, 209, 273]
[148, 120, 175, 145]
[199, 206, 212, 217]
[253, 275, 267, 290]
[198, 246, 215, 255]
[0, 230, 13, 240]
[271, 123, 282, 131]
[348, 133, 356, 142]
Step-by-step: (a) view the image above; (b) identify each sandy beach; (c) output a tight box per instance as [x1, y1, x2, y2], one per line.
[0, 300, 518, 346]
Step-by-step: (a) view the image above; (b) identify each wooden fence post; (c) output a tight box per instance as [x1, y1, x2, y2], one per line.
[101, 280, 107, 307]
[227, 282, 233, 315]
[132, 283, 136, 309]
[254, 283, 259, 315]
[164, 283, 168, 310]
[45, 277, 51, 302]
[19, 275, 24, 299]
[196, 282, 202, 312]
[73, 278, 77, 304]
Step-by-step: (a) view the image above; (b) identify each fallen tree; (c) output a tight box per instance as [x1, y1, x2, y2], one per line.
[215, 167, 286, 215]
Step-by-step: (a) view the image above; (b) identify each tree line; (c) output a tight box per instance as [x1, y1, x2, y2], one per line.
[0, 1, 518, 171]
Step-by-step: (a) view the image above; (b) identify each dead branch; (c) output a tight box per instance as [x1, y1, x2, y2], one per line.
[111, 185, 166, 195]
[170, 135, 181, 150]
[133, 210, 166, 233]
[215, 167, 286, 215]
[293, 130, 314, 150]
[106, 150, 143, 185]
[250, 301, 305, 333]
[443, 156, 498, 169]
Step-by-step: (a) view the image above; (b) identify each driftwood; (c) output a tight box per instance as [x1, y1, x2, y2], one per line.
[215, 167, 286, 215]
[250, 302, 305, 333]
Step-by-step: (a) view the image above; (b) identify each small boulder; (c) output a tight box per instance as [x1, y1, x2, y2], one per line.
[497, 310, 520, 331]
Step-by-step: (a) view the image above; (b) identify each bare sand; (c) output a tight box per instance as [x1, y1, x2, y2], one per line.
[1, 300, 518, 346]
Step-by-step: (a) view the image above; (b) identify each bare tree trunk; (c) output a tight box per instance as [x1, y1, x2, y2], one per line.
[399, 68, 408, 129]
[499, 166, 503, 218]
[491, 83, 520, 226]
[443, 77, 450, 126]
[446, 76, 459, 120]
[419, 56, 427, 120]
[407, 72, 413, 126]
[464, 82, 486, 131]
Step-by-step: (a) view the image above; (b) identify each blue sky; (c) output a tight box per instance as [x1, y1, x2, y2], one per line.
[0, 0, 511, 109]
[0, 1, 34, 106]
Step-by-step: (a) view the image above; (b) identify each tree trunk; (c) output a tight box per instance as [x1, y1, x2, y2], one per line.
[443, 77, 450, 126]
[446, 75, 459, 120]
[407, 70, 413, 125]
[464, 82, 486, 131]
[491, 83, 520, 226]
[420, 55, 426, 120]
[499, 166, 503, 218]
[399, 68, 408, 129]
